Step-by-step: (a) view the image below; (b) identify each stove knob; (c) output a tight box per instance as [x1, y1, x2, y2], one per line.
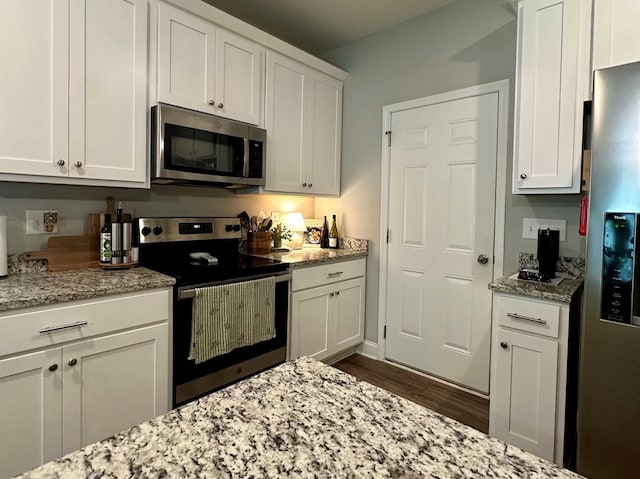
[153, 225, 163, 236]
[225, 224, 233, 232]
[233, 224, 241, 232]
[141, 226, 152, 236]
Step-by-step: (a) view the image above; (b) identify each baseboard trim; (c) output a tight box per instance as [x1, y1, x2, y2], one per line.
[356, 340, 379, 359]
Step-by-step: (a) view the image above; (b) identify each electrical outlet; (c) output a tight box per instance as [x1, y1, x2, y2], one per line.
[522, 218, 567, 241]
[26, 210, 58, 235]
[271, 211, 280, 223]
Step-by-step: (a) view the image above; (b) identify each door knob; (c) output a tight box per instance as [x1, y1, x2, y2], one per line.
[500, 341, 508, 349]
[520, 173, 527, 180]
[477, 254, 489, 264]
[48, 364, 58, 372]
[68, 358, 77, 366]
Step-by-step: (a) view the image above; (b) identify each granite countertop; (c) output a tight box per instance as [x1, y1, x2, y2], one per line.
[489, 273, 584, 304]
[253, 238, 368, 268]
[16, 357, 581, 479]
[0, 267, 175, 313]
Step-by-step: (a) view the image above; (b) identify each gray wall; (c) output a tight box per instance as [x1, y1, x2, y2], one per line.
[317, 0, 585, 343]
[0, 182, 314, 255]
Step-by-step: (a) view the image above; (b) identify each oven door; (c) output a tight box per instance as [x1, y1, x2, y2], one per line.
[173, 271, 290, 407]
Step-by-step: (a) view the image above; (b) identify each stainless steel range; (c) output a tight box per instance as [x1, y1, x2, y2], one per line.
[135, 217, 290, 407]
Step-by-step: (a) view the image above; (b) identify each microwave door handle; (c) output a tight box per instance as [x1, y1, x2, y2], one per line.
[243, 138, 249, 178]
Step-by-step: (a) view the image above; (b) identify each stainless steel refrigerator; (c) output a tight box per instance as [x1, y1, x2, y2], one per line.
[578, 61, 640, 479]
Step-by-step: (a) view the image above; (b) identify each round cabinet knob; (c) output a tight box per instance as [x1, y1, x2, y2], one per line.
[209, 100, 215, 106]
[74, 161, 83, 168]
[500, 341, 508, 350]
[335, 291, 340, 296]
[302, 182, 307, 187]
[141, 226, 152, 236]
[477, 254, 489, 265]
[217, 102, 224, 108]
[308, 183, 313, 187]
[153, 226, 163, 236]
[57, 159, 65, 166]
[48, 364, 58, 372]
[519, 173, 527, 180]
[329, 292, 335, 297]
[68, 358, 78, 366]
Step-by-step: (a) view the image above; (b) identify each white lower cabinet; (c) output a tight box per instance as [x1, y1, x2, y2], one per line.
[490, 293, 569, 465]
[0, 289, 170, 479]
[290, 259, 365, 361]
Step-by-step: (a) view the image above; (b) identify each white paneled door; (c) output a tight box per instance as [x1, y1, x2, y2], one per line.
[385, 92, 499, 393]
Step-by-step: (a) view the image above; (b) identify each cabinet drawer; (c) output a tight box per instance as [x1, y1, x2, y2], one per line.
[496, 295, 560, 339]
[292, 258, 365, 291]
[0, 289, 170, 357]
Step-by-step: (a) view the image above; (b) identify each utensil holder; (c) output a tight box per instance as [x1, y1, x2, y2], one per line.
[246, 232, 271, 254]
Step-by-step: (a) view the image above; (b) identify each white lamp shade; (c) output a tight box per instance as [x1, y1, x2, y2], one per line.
[286, 212, 306, 231]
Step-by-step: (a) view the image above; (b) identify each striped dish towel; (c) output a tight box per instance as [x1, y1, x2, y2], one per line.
[188, 277, 276, 365]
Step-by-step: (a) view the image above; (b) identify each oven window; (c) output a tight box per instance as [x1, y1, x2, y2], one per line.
[164, 124, 244, 177]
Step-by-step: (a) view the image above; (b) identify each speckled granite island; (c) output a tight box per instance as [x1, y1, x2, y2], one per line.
[15, 357, 580, 479]
[0, 267, 175, 313]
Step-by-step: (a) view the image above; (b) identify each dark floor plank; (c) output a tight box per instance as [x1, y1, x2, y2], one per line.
[333, 354, 489, 434]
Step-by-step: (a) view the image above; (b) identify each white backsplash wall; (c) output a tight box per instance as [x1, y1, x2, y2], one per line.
[0, 182, 314, 254]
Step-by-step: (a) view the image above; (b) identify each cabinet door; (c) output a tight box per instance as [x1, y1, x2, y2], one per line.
[215, 29, 263, 125]
[593, 0, 640, 70]
[291, 285, 332, 360]
[306, 70, 342, 196]
[157, 2, 216, 113]
[69, 0, 147, 183]
[0, 349, 62, 478]
[62, 323, 168, 454]
[0, 1, 68, 177]
[513, 0, 585, 193]
[491, 328, 558, 461]
[265, 51, 307, 194]
[334, 278, 365, 352]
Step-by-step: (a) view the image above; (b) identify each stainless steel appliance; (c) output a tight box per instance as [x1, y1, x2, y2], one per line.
[578, 62, 640, 478]
[135, 217, 289, 407]
[151, 104, 266, 188]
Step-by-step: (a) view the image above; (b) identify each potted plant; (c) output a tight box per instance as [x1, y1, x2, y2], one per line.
[270, 223, 292, 248]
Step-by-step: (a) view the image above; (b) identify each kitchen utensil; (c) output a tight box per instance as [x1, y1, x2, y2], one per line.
[238, 211, 250, 224]
[257, 210, 267, 227]
[22, 235, 99, 271]
[250, 216, 258, 232]
[262, 219, 273, 231]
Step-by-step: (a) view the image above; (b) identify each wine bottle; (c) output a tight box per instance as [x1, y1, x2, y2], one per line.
[320, 216, 330, 248]
[100, 214, 112, 264]
[329, 214, 339, 248]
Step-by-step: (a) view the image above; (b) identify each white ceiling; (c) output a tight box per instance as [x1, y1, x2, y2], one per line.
[202, 0, 456, 55]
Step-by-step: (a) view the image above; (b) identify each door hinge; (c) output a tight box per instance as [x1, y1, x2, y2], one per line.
[386, 229, 390, 243]
[385, 130, 391, 147]
[383, 325, 387, 339]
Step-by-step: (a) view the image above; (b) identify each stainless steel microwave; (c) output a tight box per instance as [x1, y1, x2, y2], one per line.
[151, 103, 266, 188]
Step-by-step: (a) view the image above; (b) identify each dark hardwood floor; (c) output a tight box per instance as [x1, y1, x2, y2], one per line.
[333, 354, 489, 434]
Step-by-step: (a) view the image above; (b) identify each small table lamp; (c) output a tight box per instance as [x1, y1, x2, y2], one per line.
[286, 212, 306, 250]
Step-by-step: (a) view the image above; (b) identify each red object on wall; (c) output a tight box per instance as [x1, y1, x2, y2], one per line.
[579, 195, 588, 236]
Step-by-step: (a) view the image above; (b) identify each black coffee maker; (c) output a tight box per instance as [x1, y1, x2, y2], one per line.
[537, 228, 560, 278]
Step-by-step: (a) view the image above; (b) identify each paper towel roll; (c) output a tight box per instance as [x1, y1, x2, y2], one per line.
[0, 215, 7, 278]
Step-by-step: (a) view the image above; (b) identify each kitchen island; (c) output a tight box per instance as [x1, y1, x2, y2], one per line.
[16, 357, 580, 478]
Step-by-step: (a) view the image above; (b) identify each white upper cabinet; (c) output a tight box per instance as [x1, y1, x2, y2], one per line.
[0, 0, 148, 186]
[513, 0, 591, 194]
[157, 2, 263, 125]
[592, 0, 640, 70]
[265, 50, 342, 196]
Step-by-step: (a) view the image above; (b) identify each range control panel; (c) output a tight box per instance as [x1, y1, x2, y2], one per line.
[135, 217, 242, 244]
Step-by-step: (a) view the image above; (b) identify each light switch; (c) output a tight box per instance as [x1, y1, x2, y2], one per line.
[522, 218, 567, 241]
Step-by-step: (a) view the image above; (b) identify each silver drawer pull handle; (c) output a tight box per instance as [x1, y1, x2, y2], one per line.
[328, 271, 343, 278]
[506, 313, 547, 325]
[39, 321, 88, 334]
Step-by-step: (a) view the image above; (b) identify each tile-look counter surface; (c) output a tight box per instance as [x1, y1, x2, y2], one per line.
[16, 357, 581, 479]
[489, 274, 584, 303]
[0, 267, 175, 313]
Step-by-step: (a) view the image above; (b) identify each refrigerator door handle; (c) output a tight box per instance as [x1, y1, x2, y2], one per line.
[506, 312, 547, 325]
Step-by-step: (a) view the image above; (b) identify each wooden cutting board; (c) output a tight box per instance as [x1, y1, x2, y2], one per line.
[22, 235, 99, 271]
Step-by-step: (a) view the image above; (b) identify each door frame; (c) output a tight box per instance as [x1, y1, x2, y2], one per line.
[377, 79, 509, 361]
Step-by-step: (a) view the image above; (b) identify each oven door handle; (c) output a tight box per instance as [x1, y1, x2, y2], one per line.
[178, 271, 291, 301]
